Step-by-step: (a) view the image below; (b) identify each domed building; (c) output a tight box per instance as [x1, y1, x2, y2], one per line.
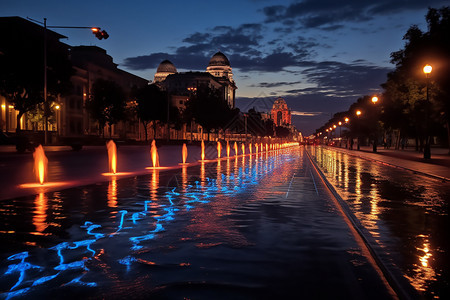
[154, 60, 177, 83]
[206, 51, 233, 82]
[271, 97, 291, 126]
[153, 52, 237, 108]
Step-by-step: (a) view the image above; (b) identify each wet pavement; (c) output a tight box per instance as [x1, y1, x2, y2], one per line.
[0, 147, 397, 299]
[308, 145, 449, 299]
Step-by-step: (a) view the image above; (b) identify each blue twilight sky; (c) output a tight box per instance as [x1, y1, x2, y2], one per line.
[1, 0, 447, 135]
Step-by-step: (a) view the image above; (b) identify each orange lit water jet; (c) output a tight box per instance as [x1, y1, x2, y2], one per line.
[241, 143, 245, 155]
[151, 140, 160, 167]
[226, 141, 230, 157]
[217, 141, 222, 159]
[255, 143, 258, 154]
[106, 140, 117, 174]
[34, 145, 48, 185]
[249, 143, 252, 155]
[182, 143, 188, 164]
[201, 140, 205, 161]
[234, 142, 238, 156]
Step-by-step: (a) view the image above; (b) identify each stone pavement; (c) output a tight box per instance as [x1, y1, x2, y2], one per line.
[326, 145, 450, 181]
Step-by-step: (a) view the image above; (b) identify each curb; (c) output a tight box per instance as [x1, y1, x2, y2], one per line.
[306, 149, 420, 300]
[326, 146, 449, 182]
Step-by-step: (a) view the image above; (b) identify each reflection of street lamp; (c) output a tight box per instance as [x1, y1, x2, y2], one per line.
[423, 64, 432, 159]
[356, 110, 361, 150]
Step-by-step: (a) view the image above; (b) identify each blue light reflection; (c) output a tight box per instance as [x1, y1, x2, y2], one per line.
[1, 149, 293, 298]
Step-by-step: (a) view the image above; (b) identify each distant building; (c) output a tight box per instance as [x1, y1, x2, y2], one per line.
[153, 52, 237, 109]
[69, 46, 148, 138]
[0, 17, 148, 141]
[271, 97, 291, 126]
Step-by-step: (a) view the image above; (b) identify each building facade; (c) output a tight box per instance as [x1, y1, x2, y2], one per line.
[271, 97, 291, 126]
[0, 17, 148, 142]
[153, 52, 237, 110]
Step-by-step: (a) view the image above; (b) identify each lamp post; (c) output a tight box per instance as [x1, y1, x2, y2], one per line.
[344, 117, 349, 148]
[356, 110, 361, 150]
[55, 104, 60, 137]
[371, 96, 379, 153]
[338, 121, 342, 147]
[28, 17, 108, 144]
[423, 64, 432, 159]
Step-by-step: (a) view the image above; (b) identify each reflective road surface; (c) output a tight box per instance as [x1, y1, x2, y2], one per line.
[309, 146, 449, 299]
[0, 147, 395, 299]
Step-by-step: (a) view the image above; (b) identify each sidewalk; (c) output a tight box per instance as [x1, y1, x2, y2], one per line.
[326, 145, 450, 181]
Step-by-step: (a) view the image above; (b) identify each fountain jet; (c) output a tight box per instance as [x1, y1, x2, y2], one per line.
[217, 141, 222, 159]
[234, 142, 238, 157]
[106, 140, 117, 174]
[34, 145, 48, 185]
[182, 143, 188, 164]
[226, 141, 230, 158]
[151, 140, 160, 167]
[201, 140, 205, 161]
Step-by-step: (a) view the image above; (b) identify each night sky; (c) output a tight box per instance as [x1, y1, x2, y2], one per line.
[2, 0, 447, 135]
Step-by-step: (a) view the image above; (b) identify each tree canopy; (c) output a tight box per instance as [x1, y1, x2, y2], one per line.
[87, 79, 126, 137]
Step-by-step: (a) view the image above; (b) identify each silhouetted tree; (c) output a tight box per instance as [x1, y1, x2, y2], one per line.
[87, 79, 126, 138]
[386, 6, 450, 151]
[184, 85, 239, 139]
[133, 84, 167, 141]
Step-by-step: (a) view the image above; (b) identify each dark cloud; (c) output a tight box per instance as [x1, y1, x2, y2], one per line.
[249, 81, 303, 88]
[123, 52, 210, 71]
[182, 32, 211, 44]
[300, 60, 391, 96]
[263, 0, 448, 29]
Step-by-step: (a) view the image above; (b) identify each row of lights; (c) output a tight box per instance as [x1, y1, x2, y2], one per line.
[317, 64, 433, 156]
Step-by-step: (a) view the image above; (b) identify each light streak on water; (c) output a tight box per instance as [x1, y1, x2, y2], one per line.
[309, 146, 449, 297]
[0, 148, 294, 298]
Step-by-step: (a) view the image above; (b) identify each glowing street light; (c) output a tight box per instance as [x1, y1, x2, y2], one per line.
[423, 64, 432, 159]
[371, 96, 378, 104]
[355, 110, 362, 150]
[345, 117, 349, 123]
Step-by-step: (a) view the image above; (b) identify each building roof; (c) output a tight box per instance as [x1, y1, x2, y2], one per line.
[156, 60, 177, 73]
[208, 51, 230, 67]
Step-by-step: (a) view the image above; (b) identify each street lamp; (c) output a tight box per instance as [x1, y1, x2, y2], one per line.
[423, 64, 432, 159]
[338, 121, 342, 147]
[356, 110, 362, 150]
[371, 96, 380, 153]
[55, 104, 60, 137]
[27, 17, 109, 145]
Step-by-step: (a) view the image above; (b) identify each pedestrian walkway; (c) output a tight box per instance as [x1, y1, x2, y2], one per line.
[327, 145, 450, 181]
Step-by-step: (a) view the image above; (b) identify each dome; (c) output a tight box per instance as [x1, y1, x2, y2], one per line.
[156, 60, 177, 73]
[208, 52, 230, 67]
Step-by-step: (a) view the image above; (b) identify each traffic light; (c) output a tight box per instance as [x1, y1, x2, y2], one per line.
[91, 27, 109, 40]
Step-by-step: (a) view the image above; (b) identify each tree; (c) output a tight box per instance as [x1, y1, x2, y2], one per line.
[133, 84, 168, 141]
[184, 85, 238, 140]
[87, 79, 126, 138]
[386, 6, 450, 153]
